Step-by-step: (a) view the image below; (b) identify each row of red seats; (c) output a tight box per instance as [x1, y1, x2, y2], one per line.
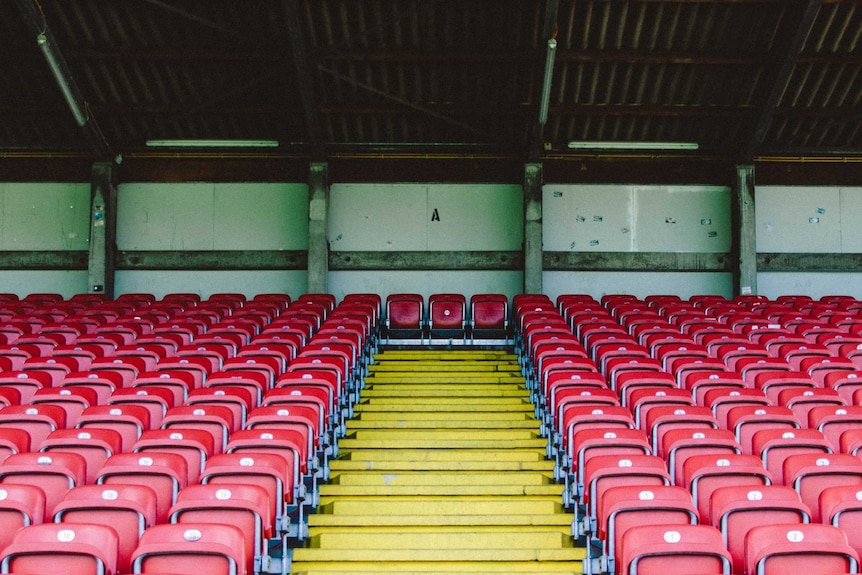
[384, 293, 510, 341]
[516, 293, 862, 575]
[0, 291, 383, 575]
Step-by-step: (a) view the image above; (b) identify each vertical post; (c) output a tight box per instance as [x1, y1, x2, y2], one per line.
[524, 162, 544, 294]
[87, 161, 117, 297]
[307, 162, 330, 293]
[733, 164, 757, 296]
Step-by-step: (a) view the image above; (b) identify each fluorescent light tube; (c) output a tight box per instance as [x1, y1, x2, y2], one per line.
[146, 139, 280, 148]
[538, 38, 557, 125]
[567, 141, 699, 150]
[37, 33, 88, 127]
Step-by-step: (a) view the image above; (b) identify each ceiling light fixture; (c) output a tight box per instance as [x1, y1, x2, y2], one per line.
[567, 141, 700, 151]
[145, 139, 280, 148]
[538, 38, 557, 126]
[37, 33, 88, 127]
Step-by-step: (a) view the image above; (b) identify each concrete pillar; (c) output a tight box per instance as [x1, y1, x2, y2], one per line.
[307, 162, 330, 293]
[87, 161, 117, 297]
[734, 164, 757, 296]
[524, 163, 544, 294]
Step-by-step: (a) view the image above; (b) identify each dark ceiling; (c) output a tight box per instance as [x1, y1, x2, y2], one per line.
[2, 0, 861, 164]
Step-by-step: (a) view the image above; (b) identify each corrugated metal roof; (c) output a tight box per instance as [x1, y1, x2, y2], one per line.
[2, 0, 860, 159]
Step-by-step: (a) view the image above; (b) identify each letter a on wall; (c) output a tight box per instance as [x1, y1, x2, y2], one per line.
[431, 208, 440, 222]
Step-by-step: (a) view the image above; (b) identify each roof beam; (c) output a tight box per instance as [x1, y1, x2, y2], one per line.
[15, 0, 114, 159]
[283, 0, 324, 161]
[741, 0, 822, 161]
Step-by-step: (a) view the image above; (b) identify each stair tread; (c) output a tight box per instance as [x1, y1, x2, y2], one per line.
[290, 562, 582, 574]
[296, 349, 582, 574]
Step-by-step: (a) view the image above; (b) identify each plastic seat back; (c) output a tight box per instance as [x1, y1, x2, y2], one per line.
[131, 522, 246, 575]
[618, 524, 731, 575]
[744, 523, 859, 575]
[53, 484, 157, 574]
[0, 522, 119, 575]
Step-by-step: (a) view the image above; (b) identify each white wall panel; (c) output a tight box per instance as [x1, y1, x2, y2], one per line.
[544, 271, 733, 301]
[839, 187, 862, 253]
[213, 183, 308, 250]
[426, 185, 523, 250]
[114, 270, 307, 299]
[757, 272, 862, 299]
[543, 185, 730, 253]
[118, 183, 214, 250]
[633, 186, 731, 252]
[0, 183, 90, 250]
[329, 184, 427, 251]
[118, 183, 308, 251]
[0, 271, 88, 298]
[543, 185, 633, 252]
[330, 184, 523, 252]
[756, 186, 841, 253]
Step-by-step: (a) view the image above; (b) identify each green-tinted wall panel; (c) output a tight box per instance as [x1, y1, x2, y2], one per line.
[0, 183, 90, 250]
[117, 182, 308, 251]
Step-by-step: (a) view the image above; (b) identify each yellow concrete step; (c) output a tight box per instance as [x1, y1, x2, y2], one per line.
[337, 448, 548, 463]
[304, 526, 576, 549]
[318, 484, 564, 497]
[350, 429, 538, 441]
[369, 362, 521, 372]
[354, 403, 534, 413]
[292, 349, 583, 575]
[359, 387, 528, 398]
[328, 471, 555, 487]
[330, 459, 553, 472]
[337, 438, 546, 450]
[309, 512, 572, 528]
[353, 411, 536, 422]
[355, 397, 531, 407]
[313, 496, 569, 523]
[366, 375, 525, 384]
[291, 563, 581, 574]
[347, 419, 539, 430]
[373, 352, 517, 361]
[293, 547, 584, 563]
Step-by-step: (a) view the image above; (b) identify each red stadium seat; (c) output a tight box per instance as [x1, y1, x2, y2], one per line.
[53, 484, 158, 574]
[744, 523, 859, 575]
[784, 453, 862, 522]
[0, 522, 119, 575]
[0, 484, 45, 553]
[617, 524, 731, 575]
[169, 483, 272, 575]
[709, 485, 810, 574]
[131, 523, 247, 575]
[96, 452, 188, 524]
[597, 485, 697, 575]
[428, 293, 466, 339]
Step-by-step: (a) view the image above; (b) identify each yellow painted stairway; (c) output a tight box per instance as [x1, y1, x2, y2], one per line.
[290, 349, 585, 575]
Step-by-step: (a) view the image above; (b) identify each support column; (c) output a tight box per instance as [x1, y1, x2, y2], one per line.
[87, 161, 117, 297]
[524, 163, 544, 294]
[733, 164, 757, 296]
[307, 162, 330, 293]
